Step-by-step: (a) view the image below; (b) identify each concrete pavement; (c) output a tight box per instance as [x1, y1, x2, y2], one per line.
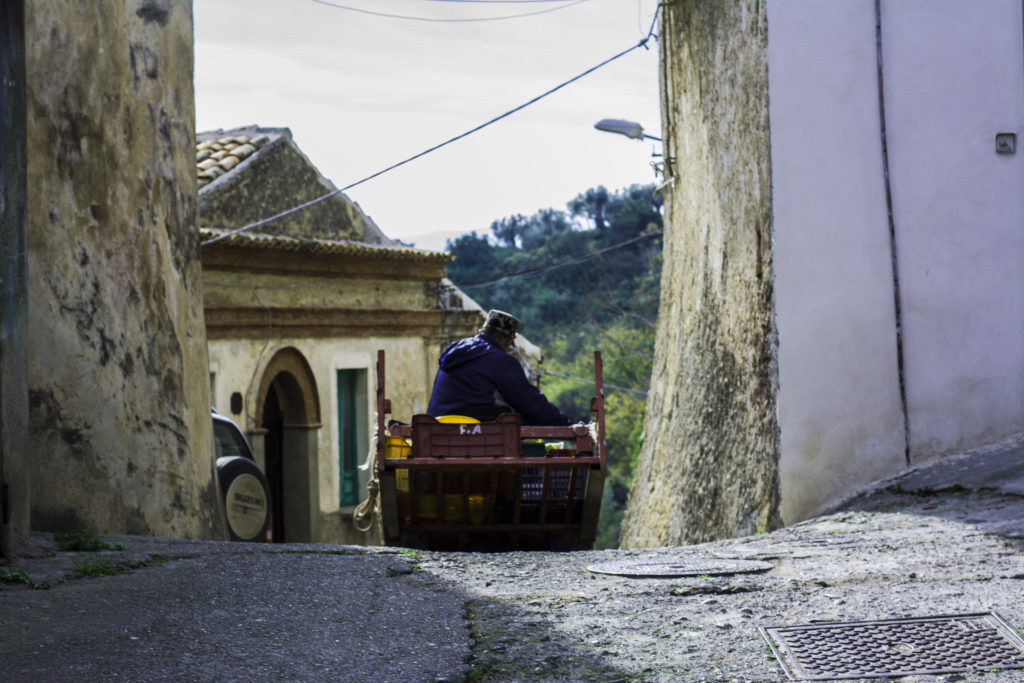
[2, 442, 1023, 681]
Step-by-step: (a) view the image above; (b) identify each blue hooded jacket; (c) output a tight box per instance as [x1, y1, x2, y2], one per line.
[427, 333, 572, 426]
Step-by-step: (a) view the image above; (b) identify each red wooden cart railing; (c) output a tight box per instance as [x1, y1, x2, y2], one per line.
[375, 349, 607, 551]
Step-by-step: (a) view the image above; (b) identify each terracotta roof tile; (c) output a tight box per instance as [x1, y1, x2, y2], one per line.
[196, 133, 270, 187]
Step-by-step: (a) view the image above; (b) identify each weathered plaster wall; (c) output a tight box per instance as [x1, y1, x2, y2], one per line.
[207, 336, 437, 546]
[625, 0, 1024, 545]
[620, 0, 779, 547]
[203, 249, 469, 544]
[26, 1, 221, 537]
[203, 269, 434, 312]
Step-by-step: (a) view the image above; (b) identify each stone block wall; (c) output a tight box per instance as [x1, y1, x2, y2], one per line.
[25, 1, 222, 538]
[620, 0, 780, 547]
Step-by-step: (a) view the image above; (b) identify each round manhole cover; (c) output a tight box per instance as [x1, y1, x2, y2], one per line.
[586, 558, 773, 577]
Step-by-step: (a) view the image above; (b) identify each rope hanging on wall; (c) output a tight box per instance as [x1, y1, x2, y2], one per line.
[353, 433, 380, 532]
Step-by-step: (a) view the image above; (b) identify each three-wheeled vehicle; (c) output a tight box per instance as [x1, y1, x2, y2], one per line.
[373, 349, 606, 551]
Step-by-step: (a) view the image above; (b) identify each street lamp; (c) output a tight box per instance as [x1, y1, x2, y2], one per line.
[594, 118, 661, 142]
[594, 118, 673, 193]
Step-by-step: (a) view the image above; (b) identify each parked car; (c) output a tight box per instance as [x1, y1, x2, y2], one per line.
[213, 409, 271, 542]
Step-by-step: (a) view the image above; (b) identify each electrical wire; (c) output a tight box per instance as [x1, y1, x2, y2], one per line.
[453, 230, 662, 288]
[542, 368, 648, 396]
[202, 230, 661, 293]
[201, 228, 660, 289]
[643, 0, 658, 38]
[201, 21, 659, 247]
[308, 0, 588, 22]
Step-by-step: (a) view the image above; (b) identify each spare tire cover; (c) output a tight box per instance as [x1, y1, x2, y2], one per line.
[217, 456, 271, 542]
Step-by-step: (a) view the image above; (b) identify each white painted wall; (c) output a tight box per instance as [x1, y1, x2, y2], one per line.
[768, 0, 1024, 523]
[882, 0, 1024, 460]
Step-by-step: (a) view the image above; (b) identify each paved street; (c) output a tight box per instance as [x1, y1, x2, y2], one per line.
[3, 444, 1024, 682]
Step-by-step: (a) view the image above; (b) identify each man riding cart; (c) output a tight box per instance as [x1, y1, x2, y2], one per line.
[364, 310, 606, 551]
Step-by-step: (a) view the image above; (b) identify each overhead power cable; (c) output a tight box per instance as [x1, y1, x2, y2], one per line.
[453, 229, 662, 288]
[309, 0, 588, 22]
[542, 369, 648, 396]
[201, 18, 659, 247]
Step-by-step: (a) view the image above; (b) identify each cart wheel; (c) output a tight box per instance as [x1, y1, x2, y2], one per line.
[217, 456, 271, 542]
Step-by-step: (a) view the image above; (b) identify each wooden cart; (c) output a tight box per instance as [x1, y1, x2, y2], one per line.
[375, 349, 607, 551]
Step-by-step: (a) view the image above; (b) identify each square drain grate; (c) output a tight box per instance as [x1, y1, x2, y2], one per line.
[760, 613, 1024, 680]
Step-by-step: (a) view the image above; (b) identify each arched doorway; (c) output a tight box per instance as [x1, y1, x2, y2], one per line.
[254, 348, 321, 543]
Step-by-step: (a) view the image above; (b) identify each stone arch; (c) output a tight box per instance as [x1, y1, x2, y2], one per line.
[253, 346, 321, 542]
[254, 346, 321, 428]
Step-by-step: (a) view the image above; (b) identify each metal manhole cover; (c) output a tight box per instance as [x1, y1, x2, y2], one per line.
[760, 613, 1024, 681]
[586, 558, 773, 577]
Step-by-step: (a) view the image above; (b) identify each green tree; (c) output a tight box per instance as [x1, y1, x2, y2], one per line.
[445, 184, 662, 547]
[446, 184, 662, 345]
[568, 185, 610, 231]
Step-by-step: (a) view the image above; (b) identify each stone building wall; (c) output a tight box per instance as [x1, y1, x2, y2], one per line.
[201, 232, 478, 545]
[620, 0, 780, 547]
[26, 1, 222, 537]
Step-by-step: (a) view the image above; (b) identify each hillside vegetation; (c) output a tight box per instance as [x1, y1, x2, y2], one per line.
[445, 184, 663, 547]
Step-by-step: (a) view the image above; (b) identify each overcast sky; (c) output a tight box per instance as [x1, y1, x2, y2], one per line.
[193, 0, 662, 251]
